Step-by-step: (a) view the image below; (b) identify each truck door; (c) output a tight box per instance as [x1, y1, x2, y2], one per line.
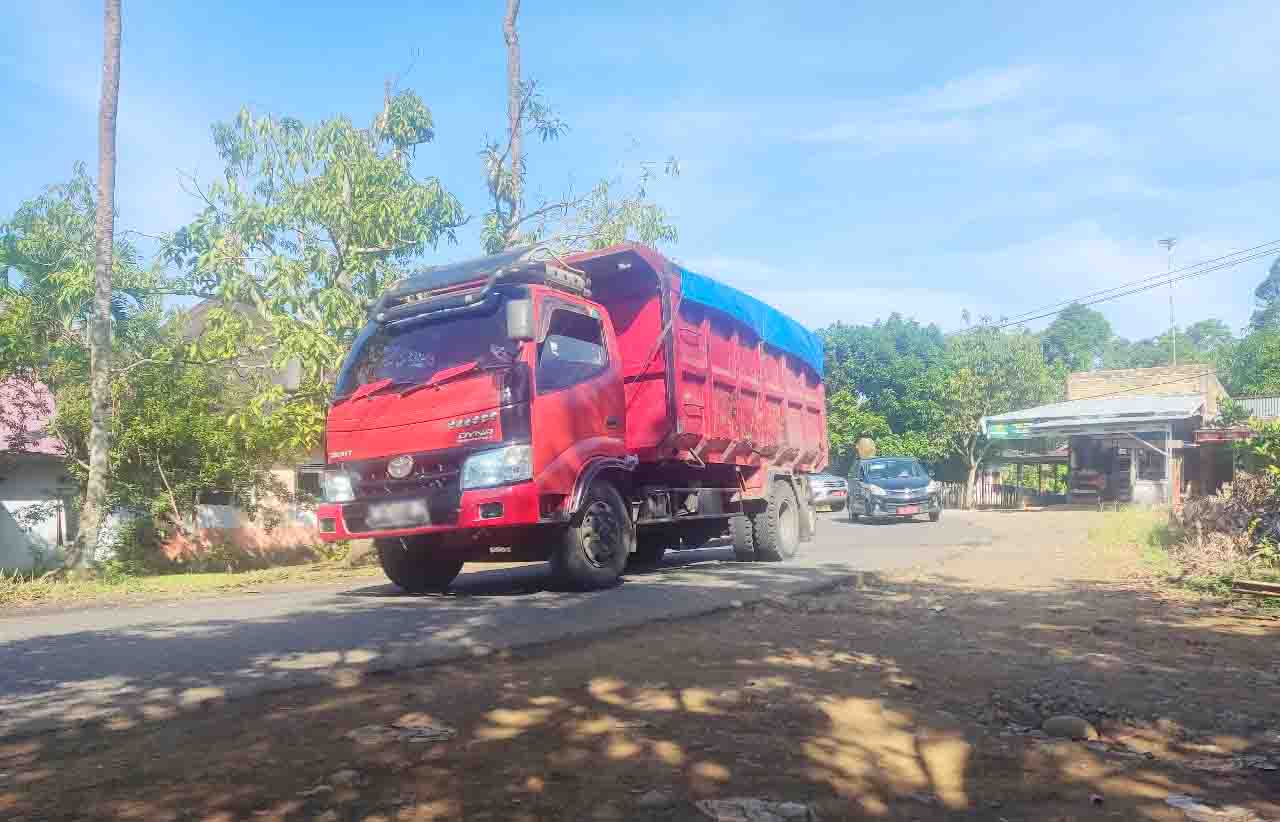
[530, 297, 626, 497]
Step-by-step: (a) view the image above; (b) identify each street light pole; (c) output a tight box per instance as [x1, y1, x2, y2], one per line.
[1159, 237, 1177, 366]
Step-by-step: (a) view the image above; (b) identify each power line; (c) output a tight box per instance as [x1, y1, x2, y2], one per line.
[992, 244, 1280, 330]
[995, 239, 1280, 327]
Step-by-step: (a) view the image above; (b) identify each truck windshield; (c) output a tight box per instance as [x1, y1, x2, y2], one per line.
[334, 307, 517, 399]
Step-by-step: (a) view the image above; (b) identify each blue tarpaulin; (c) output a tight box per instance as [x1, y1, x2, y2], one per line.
[677, 267, 824, 377]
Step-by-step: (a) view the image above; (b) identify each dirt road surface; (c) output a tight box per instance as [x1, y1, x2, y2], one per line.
[0, 512, 978, 739]
[4, 510, 1279, 821]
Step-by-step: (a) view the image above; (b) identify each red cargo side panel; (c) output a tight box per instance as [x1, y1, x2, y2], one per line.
[673, 301, 708, 453]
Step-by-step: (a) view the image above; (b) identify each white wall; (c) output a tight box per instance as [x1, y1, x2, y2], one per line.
[0, 457, 70, 570]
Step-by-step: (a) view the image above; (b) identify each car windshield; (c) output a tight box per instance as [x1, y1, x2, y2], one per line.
[334, 306, 517, 398]
[862, 459, 926, 480]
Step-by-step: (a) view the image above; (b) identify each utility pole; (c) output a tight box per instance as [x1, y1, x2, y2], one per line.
[1159, 237, 1177, 366]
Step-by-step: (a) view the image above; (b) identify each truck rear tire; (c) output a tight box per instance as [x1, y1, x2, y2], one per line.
[375, 537, 464, 593]
[553, 480, 632, 590]
[730, 514, 756, 561]
[753, 481, 801, 562]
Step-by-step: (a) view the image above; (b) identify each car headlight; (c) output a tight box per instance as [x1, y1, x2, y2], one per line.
[927, 480, 941, 494]
[461, 444, 532, 489]
[863, 483, 886, 496]
[323, 469, 356, 503]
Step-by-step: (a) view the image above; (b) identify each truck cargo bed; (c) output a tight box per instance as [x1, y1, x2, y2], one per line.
[568, 245, 827, 477]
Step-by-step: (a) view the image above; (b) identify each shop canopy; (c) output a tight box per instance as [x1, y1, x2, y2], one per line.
[983, 394, 1206, 440]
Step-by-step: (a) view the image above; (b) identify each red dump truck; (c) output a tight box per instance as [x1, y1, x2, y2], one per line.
[315, 244, 828, 592]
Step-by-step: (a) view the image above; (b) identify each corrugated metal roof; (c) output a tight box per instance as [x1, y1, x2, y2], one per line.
[1238, 396, 1280, 420]
[983, 393, 1204, 435]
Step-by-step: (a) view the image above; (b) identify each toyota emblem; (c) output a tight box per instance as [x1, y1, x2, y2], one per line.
[387, 455, 414, 479]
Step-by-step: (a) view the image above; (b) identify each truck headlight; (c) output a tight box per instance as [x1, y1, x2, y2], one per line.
[461, 444, 532, 490]
[863, 483, 886, 496]
[323, 469, 356, 503]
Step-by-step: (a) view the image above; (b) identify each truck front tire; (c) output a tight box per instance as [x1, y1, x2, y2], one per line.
[753, 481, 801, 562]
[553, 480, 632, 590]
[375, 537, 464, 593]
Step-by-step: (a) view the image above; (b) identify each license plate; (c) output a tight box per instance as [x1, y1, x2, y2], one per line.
[897, 505, 920, 515]
[366, 499, 430, 529]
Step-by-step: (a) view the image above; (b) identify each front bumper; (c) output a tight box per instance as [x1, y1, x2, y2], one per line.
[865, 494, 941, 517]
[316, 481, 542, 541]
[811, 490, 848, 508]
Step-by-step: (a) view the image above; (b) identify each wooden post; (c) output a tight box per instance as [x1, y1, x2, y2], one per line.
[1038, 463, 1044, 495]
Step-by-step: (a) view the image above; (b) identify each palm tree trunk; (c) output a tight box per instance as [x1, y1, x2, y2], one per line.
[503, 0, 523, 232]
[70, 0, 122, 569]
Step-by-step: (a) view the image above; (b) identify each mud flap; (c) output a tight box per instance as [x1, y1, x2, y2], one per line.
[797, 478, 817, 542]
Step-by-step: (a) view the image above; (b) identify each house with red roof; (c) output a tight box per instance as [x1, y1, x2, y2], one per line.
[0, 379, 76, 569]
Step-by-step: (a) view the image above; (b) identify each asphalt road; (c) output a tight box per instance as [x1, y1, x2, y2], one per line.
[0, 511, 996, 739]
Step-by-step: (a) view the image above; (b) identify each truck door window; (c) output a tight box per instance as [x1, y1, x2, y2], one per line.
[538, 309, 607, 392]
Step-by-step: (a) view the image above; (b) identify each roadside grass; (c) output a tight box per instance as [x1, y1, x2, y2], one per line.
[1087, 507, 1280, 606]
[1086, 508, 1179, 575]
[0, 562, 383, 609]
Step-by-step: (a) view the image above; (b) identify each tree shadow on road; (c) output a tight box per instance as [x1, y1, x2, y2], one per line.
[3, 564, 1279, 821]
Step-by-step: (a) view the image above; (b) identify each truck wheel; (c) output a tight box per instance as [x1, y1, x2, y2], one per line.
[553, 480, 632, 590]
[375, 537, 464, 593]
[629, 527, 671, 568]
[753, 481, 801, 562]
[730, 514, 756, 561]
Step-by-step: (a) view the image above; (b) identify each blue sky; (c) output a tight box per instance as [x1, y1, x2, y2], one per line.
[3, 0, 1278, 339]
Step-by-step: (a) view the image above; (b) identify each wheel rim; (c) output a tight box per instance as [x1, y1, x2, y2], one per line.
[580, 500, 622, 568]
[778, 497, 798, 553]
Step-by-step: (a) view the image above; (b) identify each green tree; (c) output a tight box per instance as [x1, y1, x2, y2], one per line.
[0, 165, 149, 382]
[1041, 302, 1112, 372]
[1184, 318, 1234, 356]
[1251, 255, 1280, 330]
[1226, 329, 1280, 395]
[164, 90, 466, 452]
[52, 316, 291, 535]
[480, 1, 677, 254]
[1106, 318, 1235, 371]
[824, 389, 890, 474]
[820, 314, 946, 434]
[939, 324, 1059, 507]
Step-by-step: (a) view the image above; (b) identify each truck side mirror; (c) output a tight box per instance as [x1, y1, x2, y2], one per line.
[506, 298, 535, 342]
[281, 357, 303, 393]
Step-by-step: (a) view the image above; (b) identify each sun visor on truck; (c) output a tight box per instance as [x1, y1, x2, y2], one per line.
[676, 267, 824, 378]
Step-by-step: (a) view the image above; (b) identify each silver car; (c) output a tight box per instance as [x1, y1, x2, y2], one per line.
[809, 473, 849, 511]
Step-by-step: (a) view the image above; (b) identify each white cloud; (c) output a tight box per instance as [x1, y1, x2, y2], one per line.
[796, 64, 1114, 163]
[683, 221, 1272, 341]
[6, 0, 220, 236]
[907, 65, 1043, 114]
[804, 116, 980, 147]
[682, 255, 984, 331]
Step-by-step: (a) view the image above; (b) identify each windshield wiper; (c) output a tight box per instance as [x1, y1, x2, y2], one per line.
[397, 359, 515, 399]
[333, 359, 513, 405]
[332, 377, 398, 405]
